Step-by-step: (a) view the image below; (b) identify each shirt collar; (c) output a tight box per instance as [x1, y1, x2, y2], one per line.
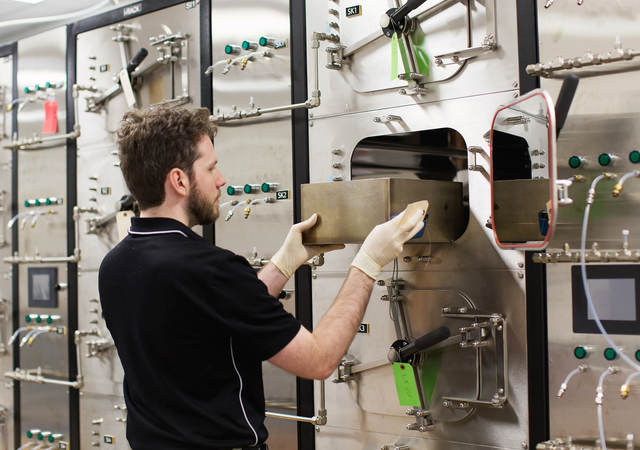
[129, 217, 202, 240]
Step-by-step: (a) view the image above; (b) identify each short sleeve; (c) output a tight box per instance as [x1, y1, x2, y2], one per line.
[197, 250, 301, 361]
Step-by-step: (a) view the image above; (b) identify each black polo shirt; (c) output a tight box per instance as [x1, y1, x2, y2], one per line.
[98, 217, 301, 449]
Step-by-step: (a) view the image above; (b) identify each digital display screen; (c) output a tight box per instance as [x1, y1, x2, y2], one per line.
[572, 265, 640, 335]
[31, 274, 51, 302]
[587, 278, 636, 321]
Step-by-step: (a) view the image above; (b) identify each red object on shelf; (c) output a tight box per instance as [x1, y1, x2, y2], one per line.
[42, 100, 58, 134]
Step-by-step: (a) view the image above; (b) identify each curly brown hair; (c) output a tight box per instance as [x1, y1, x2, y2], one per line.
[117, 106, 217, 210]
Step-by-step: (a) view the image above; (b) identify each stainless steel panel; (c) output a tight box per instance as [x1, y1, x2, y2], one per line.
[80, 392, 128, 450]
[211, 1, 297, 448]
[538, 1, 640, 445]
[0, 53, 14, 450]
[308, 87, 529, 448]
[301, 178, 464, 244]
[305, 0, 520, 119]
[15, 26, 70, 447]
[546, 263, 640, 442]
[494, 179, 549, 242]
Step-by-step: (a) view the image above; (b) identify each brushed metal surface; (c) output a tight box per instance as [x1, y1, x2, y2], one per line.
[80, 392, 129, 450]
[537, 1, 640, 444]
[494, 179, 549, 242]
[210, 2, 297, 448]
[305, 0, 520, 119]
[15, 26, 70, 447]
[308, 87, 528, 447]
[0, 53, 14, 450]
[301, 178, 464, 244]
[546, 263, 640, 443]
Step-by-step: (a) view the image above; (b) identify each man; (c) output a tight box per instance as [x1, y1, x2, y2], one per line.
[98, 106, 426, 449]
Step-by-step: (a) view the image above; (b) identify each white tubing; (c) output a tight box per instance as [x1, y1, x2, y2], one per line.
[580, 175, 640, 372]
[595, 367, 616, 450]
[557, 364, 586, 397]
[0, 0, 111, 28]
[597, 403, 607, 450]
[624, 371, 640, 388]
[8, 327, 27, 345]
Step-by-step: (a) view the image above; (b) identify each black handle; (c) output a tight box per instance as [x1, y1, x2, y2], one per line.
[398, 326, 450, 360]
[555, 74, 579, 138]
[391, 0, 428, 22]
[126, 48, 149, 75]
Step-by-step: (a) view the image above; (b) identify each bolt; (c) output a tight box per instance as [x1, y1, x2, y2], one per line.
[458, 307, 467, 313]
[380, 295, 389, 301]
[518, 262, 524, 268]
[498, 388, 504, 394]
[312, 273, 318, 279]
[309, 121, 314, 127]
[403, 256, 411, 263]
[518, 272, 524, 279]
[513, 92, 519, 98]
[521, 441, 528, 449]
[513, 81, 519, 88]
[442, 400, 450, 407]
[377, 280, 385, 286]
[315, 425, 320, 432]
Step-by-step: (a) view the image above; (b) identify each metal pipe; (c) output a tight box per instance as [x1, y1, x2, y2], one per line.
[415, 0, 461, 21]
[4, 206, 81, 264]
[265, 379, 327, 425]
[211, 34, 323, 124]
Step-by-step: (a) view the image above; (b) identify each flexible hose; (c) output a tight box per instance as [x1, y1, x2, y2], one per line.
[557, 364, 586, 397]
[595, 367, 616, 450]
[597, 403, 607, 450]
[580, 175, 640, 372]
[8, 327, 28, 345]
[0, 0, 112, 28]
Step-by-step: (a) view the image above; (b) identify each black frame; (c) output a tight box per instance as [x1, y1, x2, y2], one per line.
[515, 0, 549, 446]
[572, 265, 640, 335]
[27, 267, 58, 308]
[289, 1, 314, 449]
[0, 39, 19, 449]
[67, 1, 210, 448]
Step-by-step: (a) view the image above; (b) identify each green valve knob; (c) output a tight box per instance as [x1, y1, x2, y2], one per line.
[45, 198, 52, 205]
[630, 150, 640, 164]
[242, 41, 257, 51]
[48, 435, 54, 443]
[568, 156, 582, 169]
[24, 200, 30, 207]
[24, 87, 30, 94]
[598, 153, 612, 166]
[45, 82, 51, 88]
[35, 315, 42, 323]
[573, 346, 587, 359]
[224, 44, 241, 55]
[34, 84, 41, 91]
[261, 183, 270, 193]
[46, 316, 53, 324]
[635, 349, 640, 362]
[34, 199, 41, 206]
[25, 315, 31, 323]
[243, 184, 253, 194]
[259, 37, 268, 47]
[37, 432, 43, 440]
[226, 186, 238, 196]
[604, 347, 617, 361]
[26, 430, 34, 438]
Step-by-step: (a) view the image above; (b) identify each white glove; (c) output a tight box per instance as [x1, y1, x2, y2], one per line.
[351, 207, 427, 280]
[271, 213, 345, 279]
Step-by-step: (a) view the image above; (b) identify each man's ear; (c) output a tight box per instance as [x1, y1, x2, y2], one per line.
[166, 168, 190, 198]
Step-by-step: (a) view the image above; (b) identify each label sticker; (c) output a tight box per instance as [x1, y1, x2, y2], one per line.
[276, 190, 289, 200]
[185, 0, 198, 9]
[392, 362, 421, 406]
[123, 3, 142, 16]
[100, 187, 112, 195]
[58, 443, 68, 449]
[346, 5, 362, 17]
[358, 323, 369, 333]
[99, 64, 110, 73]
[104, 435, 114, 444]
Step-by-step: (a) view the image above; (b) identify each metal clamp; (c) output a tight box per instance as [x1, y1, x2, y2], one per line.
[405, 407, 435, 432]
[326, 45, 346, 70]
[440, 308, 508, 409]
[434, 0, 497, 66]
[373, 115, 402, 124]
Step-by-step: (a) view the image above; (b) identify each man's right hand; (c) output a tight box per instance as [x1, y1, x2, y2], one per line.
[350, 206, 427, 279]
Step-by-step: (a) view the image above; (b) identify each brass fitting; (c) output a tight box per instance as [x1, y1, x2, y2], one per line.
[621, 383, 630, 399]
[612, 183, 623, 197]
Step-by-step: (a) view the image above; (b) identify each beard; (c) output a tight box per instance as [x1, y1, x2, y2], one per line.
[187, 180, 219, 225]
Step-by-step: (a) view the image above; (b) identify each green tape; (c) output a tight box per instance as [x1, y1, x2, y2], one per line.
[390, 31, 430, 81]
[392, 362, 421, 406]
[421, 352, 442, 405]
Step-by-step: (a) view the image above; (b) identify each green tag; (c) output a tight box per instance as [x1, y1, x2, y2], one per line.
[390, 31, 430, 81]
[392, 362, 421, 406]
[421, 352, 442, 405]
